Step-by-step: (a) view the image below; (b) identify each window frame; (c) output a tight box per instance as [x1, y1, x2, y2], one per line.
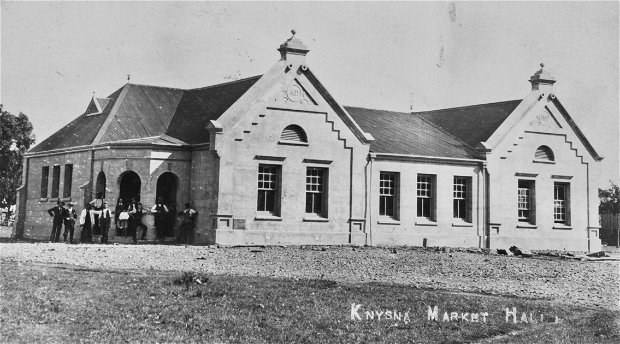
[305, 167, 328, 218]
[517, 179, 536, 225]
[40, 166, 49, 199]
[51, 165, 61, 199]
[256, 164, 281, 217]
[416, 174, 436, 222]
[553, 182, 570, 226]
[379, 172, 399, 220]
[63, 164, 73, 199]
[453, 176, 472, 223]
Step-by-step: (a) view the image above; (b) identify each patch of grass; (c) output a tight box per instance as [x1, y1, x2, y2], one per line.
[0, 261, 618, 343]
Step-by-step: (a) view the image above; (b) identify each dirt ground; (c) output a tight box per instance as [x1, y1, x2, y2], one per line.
[1, 242, 618, 311]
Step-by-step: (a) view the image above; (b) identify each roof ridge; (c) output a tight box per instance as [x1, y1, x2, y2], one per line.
[187, 74, 263, 91]
[411, 112, 479, 154]
[413, 99, 523, 114]
[343, 105, 409, 115]
[344, 99, 522, 116]
[125, 83, 185, 91]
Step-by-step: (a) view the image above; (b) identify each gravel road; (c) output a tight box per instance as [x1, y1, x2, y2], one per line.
[1, 242, 618, 311]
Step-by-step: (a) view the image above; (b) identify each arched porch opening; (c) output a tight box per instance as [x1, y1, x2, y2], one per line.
[96, 171, 107, 198]
[118, 171, 141, 203]
[156, 172, 178, 237]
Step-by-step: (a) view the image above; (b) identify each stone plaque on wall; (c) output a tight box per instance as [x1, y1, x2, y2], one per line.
[233, 218, 246, 230]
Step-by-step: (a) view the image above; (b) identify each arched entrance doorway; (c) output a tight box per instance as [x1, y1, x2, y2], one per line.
[156, 172, 178, 237]
[118, 171, 141, 203]
[96, 171, 106, 198]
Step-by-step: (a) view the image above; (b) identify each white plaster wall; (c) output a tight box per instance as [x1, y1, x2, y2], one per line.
[369, 159, 483, 248]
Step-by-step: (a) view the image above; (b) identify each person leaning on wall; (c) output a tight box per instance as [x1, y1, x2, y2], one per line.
[176, 202, 197, 245]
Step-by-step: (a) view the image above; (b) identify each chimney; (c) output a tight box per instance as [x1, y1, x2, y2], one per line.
[278, 29, 309, 65]
[529, 63, 556, 93]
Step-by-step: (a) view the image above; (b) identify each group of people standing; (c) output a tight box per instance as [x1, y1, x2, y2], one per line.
[47, 193, 197, 245]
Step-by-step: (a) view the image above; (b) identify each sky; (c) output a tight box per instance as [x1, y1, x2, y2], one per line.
[1, 1, 618, 187]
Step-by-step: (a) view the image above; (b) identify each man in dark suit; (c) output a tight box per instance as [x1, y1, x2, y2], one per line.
[48, 201, 67, 242]
[63, 202, 78, 243]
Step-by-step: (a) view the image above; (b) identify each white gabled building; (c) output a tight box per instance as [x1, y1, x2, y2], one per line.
[15, 33, 603, 251]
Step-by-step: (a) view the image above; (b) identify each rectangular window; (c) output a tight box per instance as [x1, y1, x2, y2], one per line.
[518, 180, 535, 224]
[40, 166, 49, 198]
[453, 176, 471, 222]
[63, 164, 73, 198]
[379, 172, 398, 218]
[554, 183, 570, 224]
[305, 167, 327, 217]
[51, 165, 61, 198]
[257, 164, 280, 215]
[417, 174, 435, 220]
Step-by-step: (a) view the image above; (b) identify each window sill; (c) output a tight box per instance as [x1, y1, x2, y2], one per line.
[532, 159, 555, 164]
[517, 223, 537, 229]
[415, 219, 438, 227]
[377, 218, 400, 225]
[303, 217, 329, 222]
[255, 215, 282, 221]
[553, 224, 572, 230]
[39, 198, 48, 202]
[278, 140, 309, 147]
[61, 197, 72, 202]
[452, 221, 473, 227]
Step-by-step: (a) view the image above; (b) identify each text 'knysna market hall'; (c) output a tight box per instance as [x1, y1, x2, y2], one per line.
[15, 32, 603, 251]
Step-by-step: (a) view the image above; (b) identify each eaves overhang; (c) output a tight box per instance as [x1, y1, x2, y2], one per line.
[369, 152, 485, 166]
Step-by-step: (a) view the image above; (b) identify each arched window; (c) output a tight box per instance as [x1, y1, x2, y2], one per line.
[535, 145, 554, 162]
[280, 125, 308, 143]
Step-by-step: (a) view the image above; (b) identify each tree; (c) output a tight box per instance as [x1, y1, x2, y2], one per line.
[599, 181, 620, 214]
[0, 104, 35, 208]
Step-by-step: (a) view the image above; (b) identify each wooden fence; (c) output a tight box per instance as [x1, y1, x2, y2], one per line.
[600, 213, 620, 247]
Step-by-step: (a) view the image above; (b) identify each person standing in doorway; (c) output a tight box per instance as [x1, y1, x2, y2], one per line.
[130, 202, 148, 243]
[100, 202, 112, 244]
[79, 204, 93, 243]
[176, 202, 197, 245]
[63, 202, 78, 243]
[126, 198, 137, 240]
[151, 197, 169, 242]
[89, 192, 104, 237]
[47, 200, 67, 242]
[115, 198, 128, 236]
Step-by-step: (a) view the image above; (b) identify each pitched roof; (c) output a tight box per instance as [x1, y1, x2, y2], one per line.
[345, 106, 478, 159]
[98, 84, 185, 143]
[166, 76, 261, 144]
[414, 100, 522, 147]
[29, 76, 262, 153]
[30, 87, 124, 153]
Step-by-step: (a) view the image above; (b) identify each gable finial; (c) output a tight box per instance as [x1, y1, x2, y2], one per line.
[127, 74, 131, 82]
[530, 62, 556, 91]
[278, 29, 309, 63]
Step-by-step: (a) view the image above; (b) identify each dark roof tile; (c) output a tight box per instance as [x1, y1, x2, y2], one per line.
[345, 106, 477, 159]
[415, 100, 521, 147]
